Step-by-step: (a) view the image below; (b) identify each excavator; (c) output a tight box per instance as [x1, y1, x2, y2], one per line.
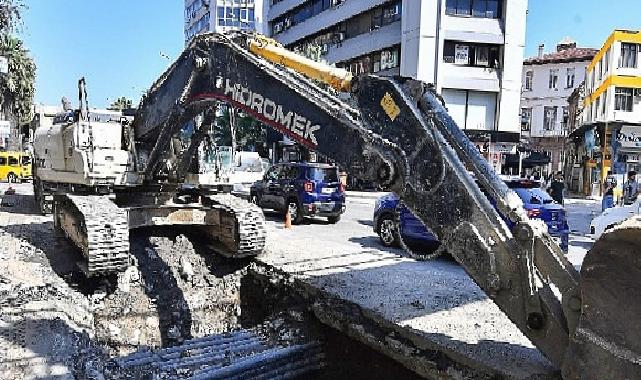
[39, 32, 639, 379]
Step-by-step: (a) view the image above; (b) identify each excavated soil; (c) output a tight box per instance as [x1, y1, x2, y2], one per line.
[0, 184, 425, 379]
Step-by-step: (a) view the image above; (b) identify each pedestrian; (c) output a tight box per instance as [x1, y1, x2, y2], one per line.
[623, 171, 639, 205]
[532, 170, 541, 181]
[550, 171, 565, 205]
[602, 171, 617, 211]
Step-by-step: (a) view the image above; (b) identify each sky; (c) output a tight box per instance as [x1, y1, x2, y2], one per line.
[19, 0, 641, 109]
[21, 0, 184, 109]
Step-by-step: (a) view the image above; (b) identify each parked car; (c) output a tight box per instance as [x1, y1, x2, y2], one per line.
[590, 199, 641, 239]
[505, 179, 569, 252]
[373, 178, 570, 253]
[250, 162, 346, 224]
[373, 193, 440, 254]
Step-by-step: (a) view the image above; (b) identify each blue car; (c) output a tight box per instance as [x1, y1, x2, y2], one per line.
[250, 162, 346, 224]
[373, 179, 569, 253]
[505, 179, 569, 252]
[373, 193, 440, 253]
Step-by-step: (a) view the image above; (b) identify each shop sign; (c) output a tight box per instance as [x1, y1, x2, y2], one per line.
[616, 125, 641, 151]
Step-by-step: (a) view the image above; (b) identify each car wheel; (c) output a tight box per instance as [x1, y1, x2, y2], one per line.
[7, 172, 16, 183]
[328, 215, 341, 224]
[378, 215, 399, 247]
[287, 199, 304, 225]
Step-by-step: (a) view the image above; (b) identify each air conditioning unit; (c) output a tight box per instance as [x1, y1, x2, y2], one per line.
[336, 32, 345, 42]
[284, 18, 292, 28]
[634, 88, 641, 97]
[331, 0, 343, 7]
[320, 43, 329, 55]
[274, 23, 283, 33]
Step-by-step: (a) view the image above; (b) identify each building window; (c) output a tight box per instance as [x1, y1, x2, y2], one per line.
[548, 69, 559, 89]
[615, 87, 634, 111]
[446, 0, 500, 18]
[562, 106, 569, 130]
[380, 47, 400, 70]
[338, 45, 401, 75]
[594, 97, 600, 120]
[620, 43, 638, 68]
[565, 68, 575, 88]
[543, 106, 557, 130]
[602, 91, 607, 116]
[521, 108, 532, 131]
[604, 49, 610, 74]
[217, 3, 255, 29]
[443, 41, 500, 68]
[524, 71, 533, 91]
[441, 89, 497, 130]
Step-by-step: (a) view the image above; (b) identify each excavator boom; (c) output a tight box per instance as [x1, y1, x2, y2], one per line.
[132, 31, 641, 379]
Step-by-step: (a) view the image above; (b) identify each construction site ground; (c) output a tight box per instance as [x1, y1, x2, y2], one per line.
[0, 182, 597, 379]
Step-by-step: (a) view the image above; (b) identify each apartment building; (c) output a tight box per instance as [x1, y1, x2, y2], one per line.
[567, 30, 641, 195]
[520, 39, 597, 174]
[184, 0, 267, 45]
[266, 0, 528, 173]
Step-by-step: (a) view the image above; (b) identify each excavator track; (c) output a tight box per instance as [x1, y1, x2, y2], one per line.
[206, 194, 266, 258]
[54, 194, 130, 275]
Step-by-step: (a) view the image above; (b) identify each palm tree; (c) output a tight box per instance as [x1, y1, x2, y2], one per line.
[0, 33, 35, 123]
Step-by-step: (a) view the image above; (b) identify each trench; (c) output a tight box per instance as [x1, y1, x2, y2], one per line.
[0, 218, 424, 379]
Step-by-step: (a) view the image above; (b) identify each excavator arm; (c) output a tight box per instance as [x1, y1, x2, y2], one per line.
[132, 32, 641, 379]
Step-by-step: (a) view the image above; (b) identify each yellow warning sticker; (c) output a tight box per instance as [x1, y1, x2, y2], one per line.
[381, 92, 401, 121]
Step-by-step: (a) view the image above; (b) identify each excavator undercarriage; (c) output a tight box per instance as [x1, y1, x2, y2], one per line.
[44, 31, 641, 378]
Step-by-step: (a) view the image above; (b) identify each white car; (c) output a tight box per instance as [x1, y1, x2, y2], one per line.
[590, 200, 641, 239]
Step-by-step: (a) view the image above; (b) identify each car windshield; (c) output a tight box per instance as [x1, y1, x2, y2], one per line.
[514, 188, 554, 205]
[307, 167, 339, 182]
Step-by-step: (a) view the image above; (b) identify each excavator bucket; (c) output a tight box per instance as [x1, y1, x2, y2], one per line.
[563, 216, 641, 379]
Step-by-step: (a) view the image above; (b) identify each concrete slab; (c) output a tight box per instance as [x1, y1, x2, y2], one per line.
[257, 204, 560, 380]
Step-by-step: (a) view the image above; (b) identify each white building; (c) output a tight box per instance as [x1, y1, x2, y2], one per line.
[267, 0, 528, 173]
[520, 39, 597, 174]
[184, 0, 267, 45]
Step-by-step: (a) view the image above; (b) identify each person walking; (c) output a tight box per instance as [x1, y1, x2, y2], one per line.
[623, 171, 639, 205]
[550, 171, 565, 205]
[602, 171, 617, 211]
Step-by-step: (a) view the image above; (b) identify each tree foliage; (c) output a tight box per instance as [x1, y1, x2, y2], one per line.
[0, 0, 21, 35]
[0, 0, 35, 123]
[108, 96, 133, 111]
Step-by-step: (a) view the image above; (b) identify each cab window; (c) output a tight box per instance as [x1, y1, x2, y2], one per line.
[0, 157, 6, 166]
[8, 156, 18, 166]
[265, 166, 280, 181]
[21, 156, 30, 166]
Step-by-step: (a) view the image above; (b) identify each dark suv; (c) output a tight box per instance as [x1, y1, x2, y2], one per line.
[250, 162, 346, 224]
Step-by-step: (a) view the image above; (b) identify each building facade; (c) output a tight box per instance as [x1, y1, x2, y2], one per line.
[266, 0, 528, 173]
[184, 0, 267, 45]
[567, 30, 641, 196]
[520, 40, 597, 176]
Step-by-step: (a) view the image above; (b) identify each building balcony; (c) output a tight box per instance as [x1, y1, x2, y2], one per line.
[321, 21, 401, 64]
[269, 0, 388, 45]
[440, 63, 501, 92]
[442, 15, 504, 44]
[528, 127, 568, 138]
